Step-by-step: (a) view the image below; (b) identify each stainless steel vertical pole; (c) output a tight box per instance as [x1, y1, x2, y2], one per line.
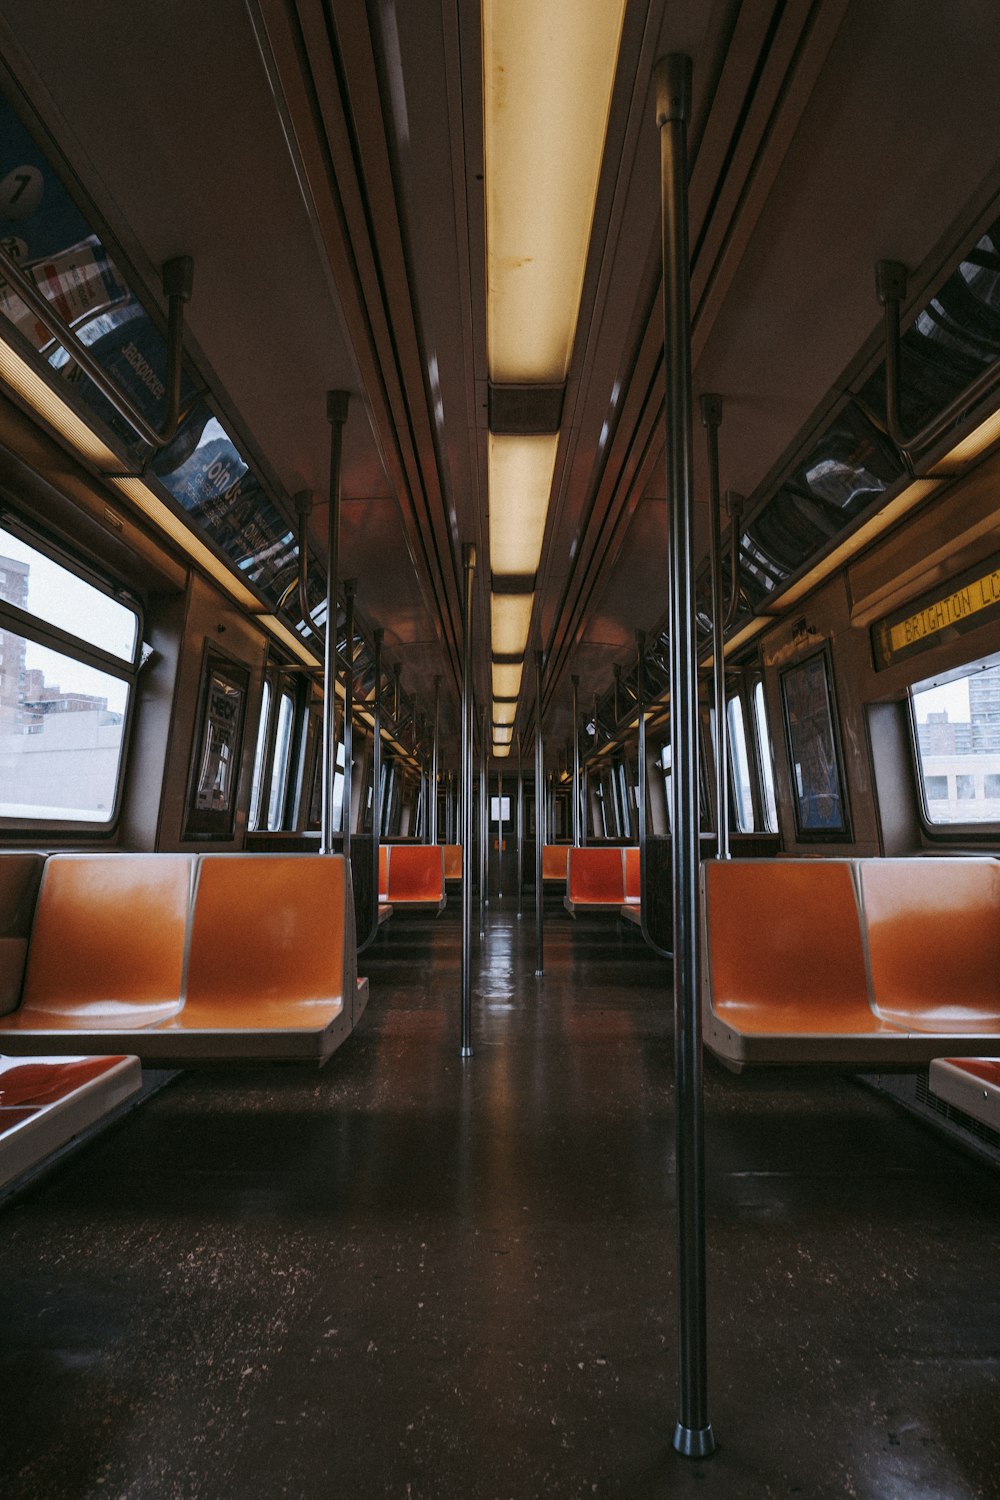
[322, 390, 349, 855]
[656, 52, 716, 1460]
[479, 704, 488, 935]
[371, 628, 383, 926]
[571, 674, 581, 847]
[460, 544, 476, 1058]
[534, 650, 544, 976]
[701, 394, 729, 863]
[516, 732, 524, 919]
[342, 579, 355, 862]
[431, 676, 440, 845]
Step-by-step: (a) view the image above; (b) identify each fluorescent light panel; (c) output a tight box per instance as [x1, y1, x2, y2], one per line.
[492, 661, 523, 699]
[492, 743, 511, 758]
[488, 431, 558, 575]
[493, 724, 513, 744]
[483, 0, 627, 384]
[491, 592, 533, 657]
[493, 701, 517, 728]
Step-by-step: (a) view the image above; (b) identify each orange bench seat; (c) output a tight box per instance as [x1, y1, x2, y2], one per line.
[0, 1053, 140, 1191]
[541, 845, 569, 882]
[382, 845, 446, 912]
[443, 844, 462, 881]
[564, 847, 627, 915]
[703, 858, 1000, 1070]
[0, 853, 366, 1066]
[620, 847, 641, 925]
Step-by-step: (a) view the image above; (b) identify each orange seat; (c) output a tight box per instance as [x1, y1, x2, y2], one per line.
[443, 844, 462, 880]
[541, 845, 569, 881]
[385, 845, 446, 910]
[0, 1052, 141, 1190]
[2, 854, 193, 1040]
[859, 859, 1000, 1032]
[702, 860, 906, 1068]
[565, 847, 626, 914]
[378, 844, 389, 901]
[146, 854, 363, 1063]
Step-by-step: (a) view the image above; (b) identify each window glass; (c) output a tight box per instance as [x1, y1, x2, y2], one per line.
[753, 680, 778, 831]
[0, 527, 137, 661]
[0, 633, 126, 820]
[266, 691, 295, 829]
[727, 696, 755, 832]
[490, 795, 511, 822]
[911, 660, 1000, 824]
[660, 743, 672, 832]
[248, 679, 271, 831]
[332, 736, 346, 833]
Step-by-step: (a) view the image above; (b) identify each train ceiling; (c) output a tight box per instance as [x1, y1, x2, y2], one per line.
[0, 0, 999, 758]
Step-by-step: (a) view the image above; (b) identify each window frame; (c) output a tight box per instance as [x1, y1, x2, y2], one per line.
[908, 651, 1000, 839]
[0, 512, 142, 834]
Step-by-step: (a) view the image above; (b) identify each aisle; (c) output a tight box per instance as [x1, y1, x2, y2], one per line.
[0, 904, 997, 1498]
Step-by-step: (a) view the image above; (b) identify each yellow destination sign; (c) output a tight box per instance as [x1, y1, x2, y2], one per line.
[888, 563, 1000, 654]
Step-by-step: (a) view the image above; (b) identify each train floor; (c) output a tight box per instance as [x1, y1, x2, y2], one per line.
[0, 899, 999, 1499]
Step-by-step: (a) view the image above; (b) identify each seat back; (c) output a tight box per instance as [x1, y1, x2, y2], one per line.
[624, 847, 640, 902]
[858, 858, 1000, 1030]
[703, 860, 874, 1032]
[21, 854, 194, 1023]
[385, 845, 445, 903]
[0, 853, 46, 1015]
[378, 844, 389, 900]
[541, 845, 569, 881]
[185, 855, 354, 1017]
[443, 844, 462, 879]
[566, 847, 626, 905]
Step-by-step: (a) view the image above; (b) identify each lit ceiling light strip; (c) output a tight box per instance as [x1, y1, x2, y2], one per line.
[0, 336, 122, 469]
[483, 0, 628, 384]
[0, 332, 327, 668]
[111, 477, 264, 612]
[491, 593, 533, 657]
[492, 661, 524, 699]
[483, 0, 627, 709]
[488, 432, 558, 575]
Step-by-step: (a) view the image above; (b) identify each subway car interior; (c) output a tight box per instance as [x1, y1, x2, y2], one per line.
[0, 0, 999, 1494]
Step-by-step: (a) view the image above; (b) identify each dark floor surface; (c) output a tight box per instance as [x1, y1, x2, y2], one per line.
[1, 901, 999, 1499]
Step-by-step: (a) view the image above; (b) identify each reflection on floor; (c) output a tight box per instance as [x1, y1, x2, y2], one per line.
[0, 900, 998, 1498]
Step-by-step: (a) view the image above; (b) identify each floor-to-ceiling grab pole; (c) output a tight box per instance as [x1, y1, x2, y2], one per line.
[534, 650, 544, 976]
[342, 579, 356, 863]
[322, 390, 349, 855]
[571, 674, 581, 847]
[366, 630, 383, 949]
[656, 53, 716, 1460]
[479, 704, 488, 937]
[516, 732, 524, 919]
[701, 394, 729, 863]
[431, 676, 440, 845]
[460, 544, 476, 1058]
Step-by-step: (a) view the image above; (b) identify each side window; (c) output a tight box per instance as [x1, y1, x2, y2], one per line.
[727, 694, 756, 832]
[248, 679, 272, 832]
[266, 690, 295, 829]
[752, 679, 778, 831]
[910, 657, 1000, 826]
[0, 521, 140, 827]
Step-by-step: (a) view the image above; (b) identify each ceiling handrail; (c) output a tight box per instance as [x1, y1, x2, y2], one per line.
[0, 242, 193, 454]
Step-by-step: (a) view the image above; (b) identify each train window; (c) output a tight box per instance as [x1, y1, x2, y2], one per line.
[752, 680, 778, 832]
[490, 796, 511, 822]
[266, 690, 295, 829]
[0, 524, 139, 826]
[247, 679, 272, 832]
[659, 743, 672, 831]
[726, 695, 755, 832]
[911, 659, 1000, 825]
